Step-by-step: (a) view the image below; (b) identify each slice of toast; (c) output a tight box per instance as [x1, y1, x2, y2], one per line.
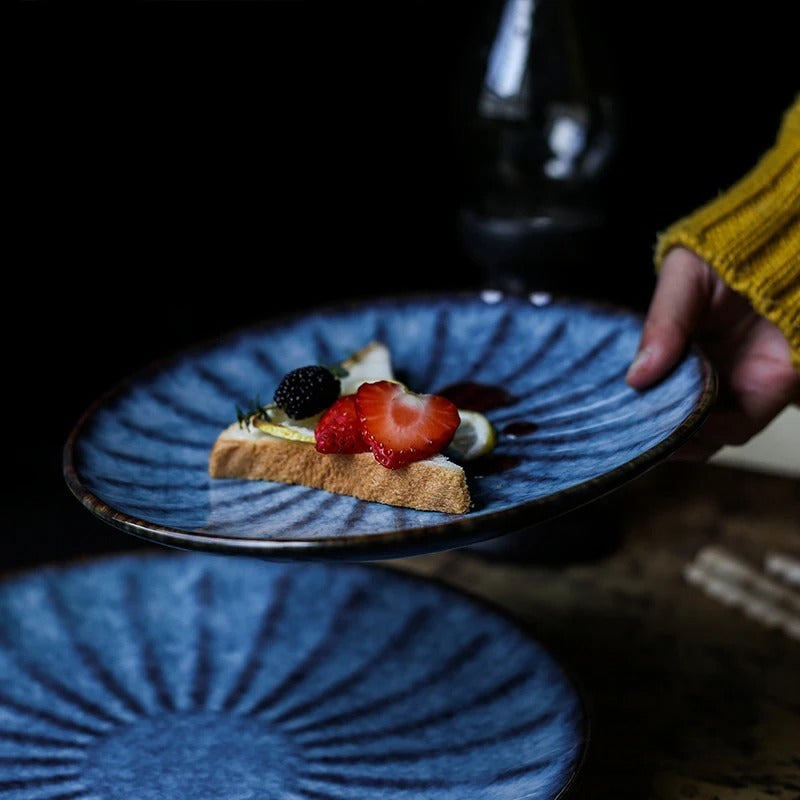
[208, 343, 472, 514]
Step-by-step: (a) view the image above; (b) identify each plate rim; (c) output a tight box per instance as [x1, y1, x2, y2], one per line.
[63, 289, 717, 561]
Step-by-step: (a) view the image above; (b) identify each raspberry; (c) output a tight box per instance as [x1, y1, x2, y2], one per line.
[273, 365, 341, 419]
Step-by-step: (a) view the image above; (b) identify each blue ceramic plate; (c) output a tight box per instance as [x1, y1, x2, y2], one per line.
[0, 551, 587, 799]
[64, 291, 715, 560]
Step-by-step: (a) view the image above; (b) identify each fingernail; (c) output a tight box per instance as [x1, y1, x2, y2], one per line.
[626, 346, 652, 381]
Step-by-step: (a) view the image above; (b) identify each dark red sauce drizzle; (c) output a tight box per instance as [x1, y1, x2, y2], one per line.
[502, 420, 539, 438]
[434, 382, 538, 477]
[436, 381, 516, 412]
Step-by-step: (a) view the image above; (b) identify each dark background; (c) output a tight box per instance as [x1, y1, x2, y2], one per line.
[7, 1, 797, 572]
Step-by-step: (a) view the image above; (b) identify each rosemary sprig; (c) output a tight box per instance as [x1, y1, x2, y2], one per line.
[236, 395, 274, 431]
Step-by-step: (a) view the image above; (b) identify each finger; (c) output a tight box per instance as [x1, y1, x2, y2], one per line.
[701, 353, 800, 446]
[626, 248, 713, 389]
[671, 357, 799, 460]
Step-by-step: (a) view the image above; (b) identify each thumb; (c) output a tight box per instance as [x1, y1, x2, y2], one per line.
[626, 247, 713, 389]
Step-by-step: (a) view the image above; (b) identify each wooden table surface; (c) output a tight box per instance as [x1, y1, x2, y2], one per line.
[391, 460, 800, 800]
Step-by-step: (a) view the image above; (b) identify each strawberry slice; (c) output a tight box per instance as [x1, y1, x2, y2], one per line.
[315, 395, 370, 454]
[356, 380, 460, 469]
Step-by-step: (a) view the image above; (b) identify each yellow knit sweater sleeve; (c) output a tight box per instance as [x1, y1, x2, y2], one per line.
[654, 97, 800, 369]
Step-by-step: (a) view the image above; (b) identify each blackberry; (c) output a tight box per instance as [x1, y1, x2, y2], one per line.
[273, 365, 341, 419]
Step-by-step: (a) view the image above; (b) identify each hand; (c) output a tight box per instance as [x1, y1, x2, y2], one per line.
[626, 246, 800, 461]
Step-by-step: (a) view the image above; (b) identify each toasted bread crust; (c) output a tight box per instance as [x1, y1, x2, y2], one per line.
[209, 424, 471, 514]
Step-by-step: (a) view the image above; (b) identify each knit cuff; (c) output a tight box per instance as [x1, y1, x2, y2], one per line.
[654, 99, 800, 371]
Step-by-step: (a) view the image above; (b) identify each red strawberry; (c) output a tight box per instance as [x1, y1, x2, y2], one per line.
[315, 395, 370, 454]
[356, 380, 460, 469]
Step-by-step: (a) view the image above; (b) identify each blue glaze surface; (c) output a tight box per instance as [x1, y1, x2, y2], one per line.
[64, 291, 715, 559]
[0, 551, 586, 799]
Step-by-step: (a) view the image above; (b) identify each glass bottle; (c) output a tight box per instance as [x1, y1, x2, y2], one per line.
[456, 0, 620, 301]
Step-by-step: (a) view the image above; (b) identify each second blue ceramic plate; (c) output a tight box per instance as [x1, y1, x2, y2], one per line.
[0, 551, 587, 799]
[64, 291, 715, 560]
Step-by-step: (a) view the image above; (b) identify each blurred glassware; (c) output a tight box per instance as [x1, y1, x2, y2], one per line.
[456, 0, 621, 302]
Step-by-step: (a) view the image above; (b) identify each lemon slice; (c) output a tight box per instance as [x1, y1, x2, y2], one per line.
[449, 410, 496, 460]
[253, 407, 317, 443]
[253, 417, 316, 443]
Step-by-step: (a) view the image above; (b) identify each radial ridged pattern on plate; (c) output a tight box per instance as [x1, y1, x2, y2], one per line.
[0, 552, 586, 799]
[65, 292, 714, 558]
